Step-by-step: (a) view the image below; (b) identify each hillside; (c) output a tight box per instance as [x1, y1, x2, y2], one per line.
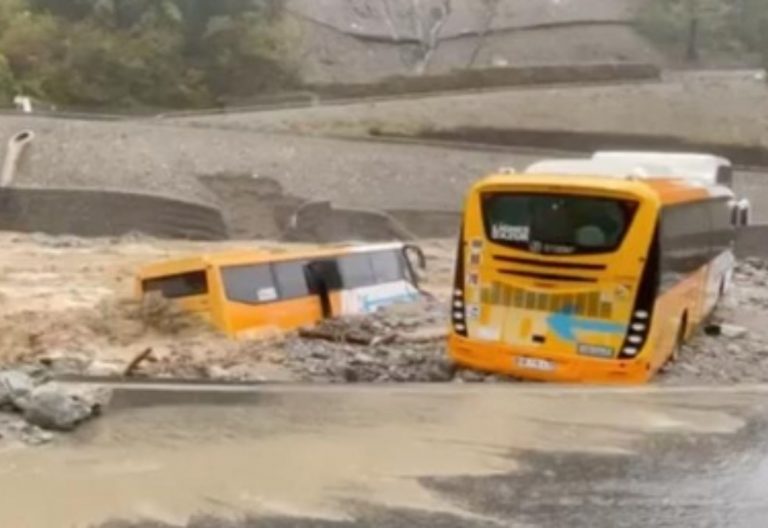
[284, 0, 657, 83]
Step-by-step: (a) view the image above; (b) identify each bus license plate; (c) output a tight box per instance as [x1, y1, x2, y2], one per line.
[515, 357, 555, 372]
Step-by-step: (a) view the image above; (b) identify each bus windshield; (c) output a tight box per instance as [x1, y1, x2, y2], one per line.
[482, 193, 638, 255]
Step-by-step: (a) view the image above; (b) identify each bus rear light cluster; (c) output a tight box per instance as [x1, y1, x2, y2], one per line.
[451, 231, 468, 337]
[619, 310, 652, 359]
[452, 289, 467, 334]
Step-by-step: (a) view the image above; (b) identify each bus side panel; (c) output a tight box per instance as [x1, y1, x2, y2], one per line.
[207, 266, 234, 336]
[649, 266, 708, 372]
[225, 297, 324, 337]
[702, 250, 734, 316]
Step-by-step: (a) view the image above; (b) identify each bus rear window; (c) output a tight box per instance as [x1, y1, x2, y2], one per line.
[143, 271, 208, 299]
[482, 193, 637, 255]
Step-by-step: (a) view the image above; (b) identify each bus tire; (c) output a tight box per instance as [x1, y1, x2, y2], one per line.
[719, 278, 727, 301]
[670, 314, 688, 364]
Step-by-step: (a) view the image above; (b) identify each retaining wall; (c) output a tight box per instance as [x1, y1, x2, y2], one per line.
[0, 188, 228, 240]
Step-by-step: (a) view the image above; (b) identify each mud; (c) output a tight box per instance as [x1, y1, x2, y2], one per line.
[0, 386, 760, 528]
[0, 233, 765, 386]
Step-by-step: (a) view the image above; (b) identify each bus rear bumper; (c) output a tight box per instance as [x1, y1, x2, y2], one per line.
[448, 335, 652, 384]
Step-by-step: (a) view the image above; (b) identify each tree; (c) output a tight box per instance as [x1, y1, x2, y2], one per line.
[0, 0, 296, 109]
[0, 55, 16, 105]
[637, 0, 766, 66]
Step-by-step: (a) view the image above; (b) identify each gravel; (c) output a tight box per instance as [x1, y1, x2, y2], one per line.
[282, 298, 512, 384]
[282, 259, 768, 386]
[658, 259, 768, 385]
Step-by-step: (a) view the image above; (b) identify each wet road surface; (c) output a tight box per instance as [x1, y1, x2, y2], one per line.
[1, 384, 767, 528]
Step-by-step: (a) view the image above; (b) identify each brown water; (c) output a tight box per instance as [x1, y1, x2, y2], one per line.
[0, 385, 762, 527]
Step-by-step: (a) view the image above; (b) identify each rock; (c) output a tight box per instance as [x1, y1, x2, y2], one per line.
[0, 370, 35, 410]
[726, 343, 743, 355]
[397, 325, 448, 344]
[353, 352, 375, 365]
[37, 351, 92, 375]
[310, 348, 330, 360]
[719, 324, 748, 339]
[20, 424, 55, 446]
[86, 360, 125, 378]
[400, 349, 426, 365]
[22, 383, 112, 431]
[204, 365, 230, 380]
[342, 366, 359, 383]
[209, 364, 268, 382]
[457, 369, 487, 383]
[704, 324, 722, 337]
[425, 358, 456, 382]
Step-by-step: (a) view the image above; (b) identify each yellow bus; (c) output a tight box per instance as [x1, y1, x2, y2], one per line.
[448, 157, 741, 384]
[137, 242, 425, 338]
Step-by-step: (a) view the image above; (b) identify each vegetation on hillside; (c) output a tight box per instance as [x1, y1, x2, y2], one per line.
[0, 0, 297, 109]
[638, 0, 768, 67]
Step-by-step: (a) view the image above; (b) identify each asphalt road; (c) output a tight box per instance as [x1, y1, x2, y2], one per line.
[2, 384, 767, 528]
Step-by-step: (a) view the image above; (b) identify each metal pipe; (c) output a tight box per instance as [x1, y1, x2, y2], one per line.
[1, 130, 35, 187]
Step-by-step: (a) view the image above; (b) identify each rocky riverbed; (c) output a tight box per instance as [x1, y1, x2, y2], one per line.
[0, 233, 766, 399]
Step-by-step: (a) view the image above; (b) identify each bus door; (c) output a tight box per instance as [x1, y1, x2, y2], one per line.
[305, 260, 338, 319]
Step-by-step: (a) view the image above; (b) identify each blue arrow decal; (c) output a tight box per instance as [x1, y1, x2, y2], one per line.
[548, 306, 625, 342]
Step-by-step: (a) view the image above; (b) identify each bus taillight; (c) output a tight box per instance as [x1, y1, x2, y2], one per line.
[452, 228, 468, 336]
[620, 309, 652, 358]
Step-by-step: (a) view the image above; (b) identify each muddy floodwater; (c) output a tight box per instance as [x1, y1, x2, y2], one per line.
[0, 385, 767, 527]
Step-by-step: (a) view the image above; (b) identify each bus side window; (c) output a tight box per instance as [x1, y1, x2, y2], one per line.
[370, 250, 407, 284]
[717, 166, 733, 188]
[221, 264, 277, 304]
[337, 254, 377, 289]
[660, 201, 711, 292]
[710, 198, 735, 257]
[143, 271, 208, 299]
[272, 260, 312, 300]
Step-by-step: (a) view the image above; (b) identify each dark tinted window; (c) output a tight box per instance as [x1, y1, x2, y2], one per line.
[710, 198, 735, 256]
[659, 198, 733, 293]
[717, 166, 733, 187]
[483, 193, 637, 255]
[338, 254, 376, 288]
[222, 265, 277, 304]
[370, 250, 407, 283]
[273, 260, 311, 299]
[306, 259, 343, 291]
[143, 271, 207, 299]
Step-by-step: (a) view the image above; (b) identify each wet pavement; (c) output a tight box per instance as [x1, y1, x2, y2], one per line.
[1, 384, 767, 528]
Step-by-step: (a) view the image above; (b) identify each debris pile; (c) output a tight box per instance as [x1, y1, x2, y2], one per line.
[0, 368, 111, 446]
[284, 299, 502, 383]
[659, 259, 768, 385]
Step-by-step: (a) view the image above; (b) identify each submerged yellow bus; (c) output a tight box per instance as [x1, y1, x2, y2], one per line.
[448, 157, 742, 384]
[137, 242, 425, 338]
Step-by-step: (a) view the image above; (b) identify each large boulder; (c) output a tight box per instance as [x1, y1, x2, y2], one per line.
[0, 370, 34, 410]
[21, 383, 112, 432]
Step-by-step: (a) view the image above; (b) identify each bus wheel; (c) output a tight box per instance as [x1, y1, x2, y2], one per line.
[670, 316, 688, 364]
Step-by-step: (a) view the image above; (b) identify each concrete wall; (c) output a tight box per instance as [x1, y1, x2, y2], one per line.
[0, 188, 227, 240]
[736, 225, 768, 259]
